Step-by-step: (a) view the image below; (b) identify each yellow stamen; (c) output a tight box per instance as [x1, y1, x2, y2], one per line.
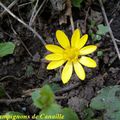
[63, 48, 79, 62]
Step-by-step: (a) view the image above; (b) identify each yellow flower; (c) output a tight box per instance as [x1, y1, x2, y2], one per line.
[45, 29, 97, 84]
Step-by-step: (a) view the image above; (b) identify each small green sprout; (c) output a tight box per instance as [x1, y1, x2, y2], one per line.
[1, 85, 79, 120]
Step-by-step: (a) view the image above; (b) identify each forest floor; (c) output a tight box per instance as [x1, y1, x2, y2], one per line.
[0, 0, 120, 119]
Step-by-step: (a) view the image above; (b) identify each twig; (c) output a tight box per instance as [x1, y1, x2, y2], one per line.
[30, 0, 48, 27]
[0, 98, 24, 104]
[0, 75, 25, 82]
[0, 96, 66, 104]
[3, 91, 14, 109]
[66, 0, 74, 32]
[108, 55, 118, 66]
[8, 17, 33, 57]
[98, 0, 120, 60]
[18, 1, 32, 8]
[55, 82, 80, 94]
[19, 38, 33, 57]
[29, 0, 39, 26]
[0, 2, 46, 46]
[55, 96, 68, 100]
[22, 88, 67, 100]
[70, 15, 74, 32]
[84, 7, 90, 33]
[5, 92, 12, 100]
[0, 0, 18, 16]
[115, 38, 120, 43]
[22, 88, 36, 97]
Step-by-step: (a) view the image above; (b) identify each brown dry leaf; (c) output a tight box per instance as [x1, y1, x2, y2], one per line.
[65, 0, 72, 16]
[50, 0, 66, 11]
[76, 20, 86, 34]
[59, 15, 67, 25]
[59, 0, 72, 25]
[89, 9, 103, 24]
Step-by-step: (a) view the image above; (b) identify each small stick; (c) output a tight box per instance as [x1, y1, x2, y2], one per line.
[0, 96, 66, 104]
[98, 0, 120, 60]
[70, 15, 75, 32]
[0, 75, 25, 82]
[66, 0, 74, 32]
[9, 19, 33, 57]
[55, 82, 80, 94]
[84, 7, 90, 33]
[0, 98, 24, 104]
[18, 1, 32, 8]
[0, 2, 46, 46]
[29, 0, 39, 26]
[115, 38, 120, 43]
[55, 96, 68, 100]
[30, 0, 48, 27]
[0, 0, 18, 16]
[22, 88, 67, 100]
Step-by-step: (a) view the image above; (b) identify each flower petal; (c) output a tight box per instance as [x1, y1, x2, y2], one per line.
[47, 60, 66, 70]
[61, 61, 73, 84]
[78, 34, 88, 49]
[56, 30, 70, 49]
[79, 45, 97, 55]
[79, 56, 97, 68]
[45, 44, 64, 53]
[73, 61, 85, 80]
[45, 53, 63, 61]
[71, 29, 80, 48]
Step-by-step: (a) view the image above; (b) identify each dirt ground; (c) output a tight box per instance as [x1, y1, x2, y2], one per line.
[0, 0, 120, 119]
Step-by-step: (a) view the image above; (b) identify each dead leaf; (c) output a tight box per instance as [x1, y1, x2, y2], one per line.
[59, 0, 72, 25]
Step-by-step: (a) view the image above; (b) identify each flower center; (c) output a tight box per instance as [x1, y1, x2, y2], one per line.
[63, 48, 79, 62]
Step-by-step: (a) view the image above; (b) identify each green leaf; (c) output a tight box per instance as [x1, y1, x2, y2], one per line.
[72, 0, 83, 8]
[97, 51, 103, 57]
[5, 112, 28, 120]
[5, 111, 23, 115]
[104, 110, 120, 120]
[0, 42, 15, 57]
[97, 24, 109, 35]
[37, 104, 62, 120]
[90, 85, 120, 110]
[95, 35, 101, 41]
[62, 108, 79, 120]
[83, 108, 94, 120]
[90, 85, 120, 120]
[32, 85, 55, 109]
[25, 65, 34, 77]
[49, 83, 61, 92]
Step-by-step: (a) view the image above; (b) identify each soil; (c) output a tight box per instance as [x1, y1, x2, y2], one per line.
[0, 0, 120, 119]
